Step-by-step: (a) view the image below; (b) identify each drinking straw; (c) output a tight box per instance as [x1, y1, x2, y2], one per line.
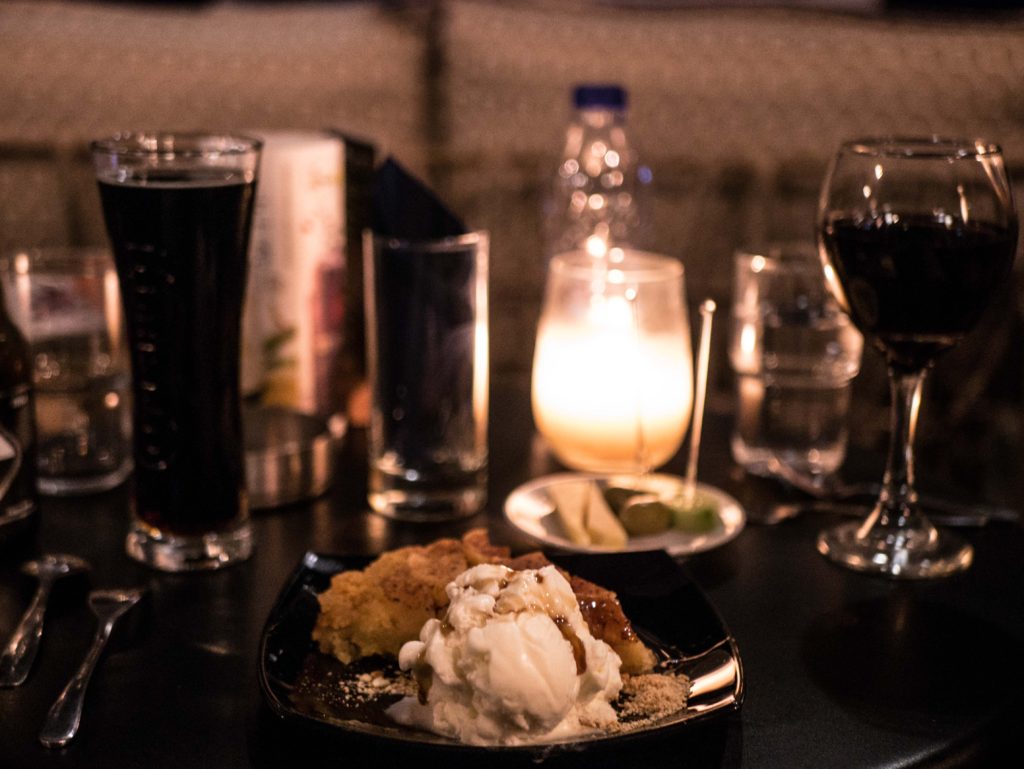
[685, 299, 716, 505]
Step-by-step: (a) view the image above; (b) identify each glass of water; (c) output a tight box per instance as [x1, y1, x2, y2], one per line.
[729, 243, 863, 479]
[364, 231, 489, 521]
[0, 247, 133, 495]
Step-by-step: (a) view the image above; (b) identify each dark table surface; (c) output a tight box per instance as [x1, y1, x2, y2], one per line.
[1, 375, 1022, 769]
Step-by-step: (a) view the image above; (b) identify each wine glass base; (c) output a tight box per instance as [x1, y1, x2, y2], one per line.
[817, 519, 973, 579]
[126, 520, 254, 572]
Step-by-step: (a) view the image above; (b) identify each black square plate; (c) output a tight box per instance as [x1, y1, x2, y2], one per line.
[258, 549, 743, 760]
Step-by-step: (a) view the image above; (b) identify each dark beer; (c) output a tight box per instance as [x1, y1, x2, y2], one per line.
[98, 171, 256, 537]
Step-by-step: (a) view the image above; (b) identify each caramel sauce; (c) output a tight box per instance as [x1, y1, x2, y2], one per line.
[413, 651, 432, 705]
[551, 614, 587, 675]
[578, 597, 638, 642]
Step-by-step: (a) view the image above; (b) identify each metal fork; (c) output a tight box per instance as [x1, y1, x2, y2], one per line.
[39, 588, 144, 749]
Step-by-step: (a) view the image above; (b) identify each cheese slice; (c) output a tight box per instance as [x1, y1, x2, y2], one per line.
[585, 483, 628, 548]
[548, 481, 591, 545]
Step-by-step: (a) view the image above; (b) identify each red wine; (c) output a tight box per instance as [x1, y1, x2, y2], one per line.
[98, 172, 255, 536]
[822, 215, 1017, 370]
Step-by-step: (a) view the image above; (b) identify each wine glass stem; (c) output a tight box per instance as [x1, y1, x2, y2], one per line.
[873, 366, 927, 530]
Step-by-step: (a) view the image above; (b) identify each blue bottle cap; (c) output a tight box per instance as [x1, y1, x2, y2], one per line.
[573, 85, 627, 111]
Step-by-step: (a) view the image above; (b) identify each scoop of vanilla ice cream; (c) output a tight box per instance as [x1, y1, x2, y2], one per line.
[386, 563, 623, 746]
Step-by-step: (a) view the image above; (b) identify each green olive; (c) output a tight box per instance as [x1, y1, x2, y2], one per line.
[671, 494, 720, 533]
[619, 499, 674, 536]
[603, 486, 643, 516]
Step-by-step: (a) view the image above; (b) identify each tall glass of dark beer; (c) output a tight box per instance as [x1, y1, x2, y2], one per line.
[92, 133, 261, 571]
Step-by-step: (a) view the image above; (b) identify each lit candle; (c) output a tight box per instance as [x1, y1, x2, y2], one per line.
[531, 252, 693, 473]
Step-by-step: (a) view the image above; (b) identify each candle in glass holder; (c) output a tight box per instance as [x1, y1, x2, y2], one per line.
[531, 251, 693, 473]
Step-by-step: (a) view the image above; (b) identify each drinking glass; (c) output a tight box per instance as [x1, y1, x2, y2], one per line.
[0, 248, 133, 495]
[364, 231, 489, 521]
[532, 250, 693, 475]
[730, 243, 863, 480]
[817, 137, 1017, 578]
[92, 133, 262, 571]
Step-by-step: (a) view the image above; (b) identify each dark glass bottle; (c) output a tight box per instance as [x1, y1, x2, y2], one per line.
[0, 281, 37, 541]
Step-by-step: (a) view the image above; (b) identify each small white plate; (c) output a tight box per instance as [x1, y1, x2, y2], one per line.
[504, 472, 746, 557]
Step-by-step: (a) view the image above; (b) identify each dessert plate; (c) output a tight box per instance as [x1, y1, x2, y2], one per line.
[504, 473, 746, 557]
[258, 549, 743, 761]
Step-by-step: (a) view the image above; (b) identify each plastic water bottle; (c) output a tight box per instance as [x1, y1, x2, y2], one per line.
[543, 84, 652, 260]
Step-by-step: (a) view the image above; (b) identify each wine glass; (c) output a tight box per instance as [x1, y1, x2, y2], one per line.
[817, 137, 1018, 578]
[531, 249, 693, 477]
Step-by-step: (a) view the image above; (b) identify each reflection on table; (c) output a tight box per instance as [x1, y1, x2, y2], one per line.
[0, 375, 1020, 769]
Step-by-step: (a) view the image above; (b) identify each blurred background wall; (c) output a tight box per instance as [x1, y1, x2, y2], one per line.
[2, 0, 1024, 494]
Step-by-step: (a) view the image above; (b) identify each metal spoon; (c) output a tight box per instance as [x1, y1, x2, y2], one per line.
[39, 588, 144, 749]
[0, 554, 91, 687]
